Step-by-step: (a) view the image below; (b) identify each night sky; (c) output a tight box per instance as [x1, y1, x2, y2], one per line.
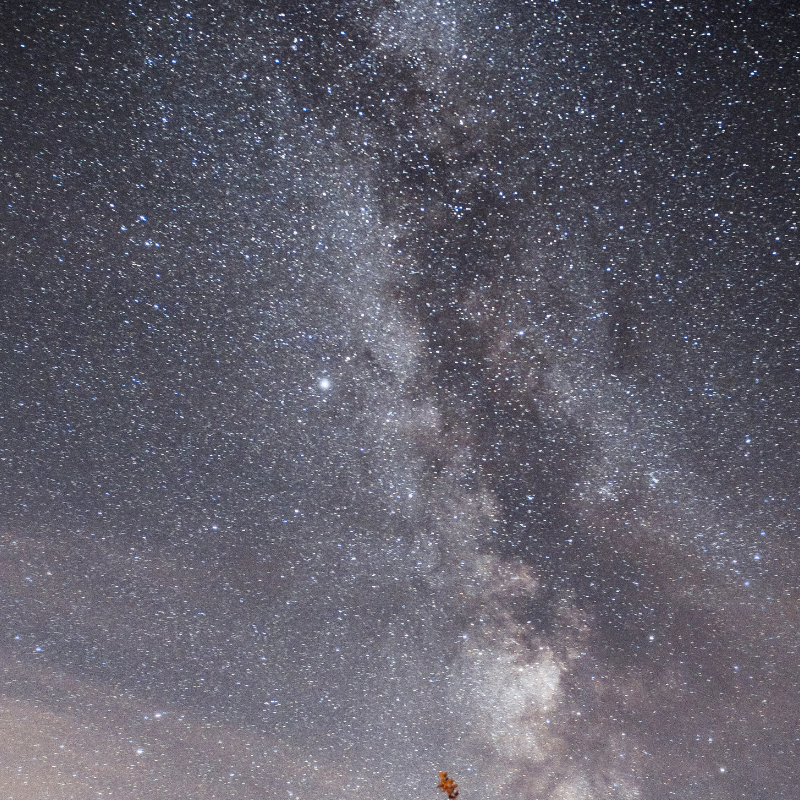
[1, 1, 798, 798]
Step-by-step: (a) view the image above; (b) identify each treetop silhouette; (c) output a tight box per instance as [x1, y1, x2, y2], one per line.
[438, 772, 459, 799]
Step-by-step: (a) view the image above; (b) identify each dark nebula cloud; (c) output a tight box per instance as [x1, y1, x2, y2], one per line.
[1, 0, 798, 797]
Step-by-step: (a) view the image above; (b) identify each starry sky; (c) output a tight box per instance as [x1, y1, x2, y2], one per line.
[1, 0, 798, 798]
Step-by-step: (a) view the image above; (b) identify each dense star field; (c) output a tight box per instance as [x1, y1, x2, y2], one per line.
[1, 1, 798, 797]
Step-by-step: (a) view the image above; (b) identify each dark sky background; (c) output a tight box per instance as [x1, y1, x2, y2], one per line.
[1, 0, 798, 797]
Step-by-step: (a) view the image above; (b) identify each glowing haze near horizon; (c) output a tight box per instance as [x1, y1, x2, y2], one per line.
[1, 1, 798, 797]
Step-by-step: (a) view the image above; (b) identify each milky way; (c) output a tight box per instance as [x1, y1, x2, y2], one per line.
[1, 1, 798, 798]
